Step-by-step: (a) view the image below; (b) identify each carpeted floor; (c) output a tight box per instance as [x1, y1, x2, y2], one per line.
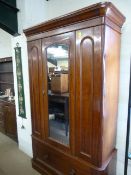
[0, 132, 40, 175]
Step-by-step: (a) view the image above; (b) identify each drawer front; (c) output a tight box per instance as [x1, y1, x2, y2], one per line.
[33, 138, 92, 175]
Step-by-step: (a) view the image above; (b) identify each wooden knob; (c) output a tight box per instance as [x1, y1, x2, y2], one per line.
[69, 169, 76, 175]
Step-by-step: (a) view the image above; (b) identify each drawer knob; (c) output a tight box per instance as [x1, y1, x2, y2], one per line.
[69, 169, 76, 175]
[43, 154, 49, 160]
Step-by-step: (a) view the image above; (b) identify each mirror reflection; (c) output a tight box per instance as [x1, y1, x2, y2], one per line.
[47, 44, 69, 145]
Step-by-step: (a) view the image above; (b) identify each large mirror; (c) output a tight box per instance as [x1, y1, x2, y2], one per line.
[46, 44, 69, 145]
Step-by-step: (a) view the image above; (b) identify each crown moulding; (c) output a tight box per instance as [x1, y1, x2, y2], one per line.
[24, 2, 126, 37]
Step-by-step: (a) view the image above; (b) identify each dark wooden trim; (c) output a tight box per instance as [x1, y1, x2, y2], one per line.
[24, 2, 125, 37]
[26, 17, 103, 41]
[26, 18, 122, 42]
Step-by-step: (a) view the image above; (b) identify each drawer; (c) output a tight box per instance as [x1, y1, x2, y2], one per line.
[33, 138, 92, 175]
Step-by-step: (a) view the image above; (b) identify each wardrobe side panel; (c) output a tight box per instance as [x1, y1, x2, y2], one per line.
[102, 25, 121, 164]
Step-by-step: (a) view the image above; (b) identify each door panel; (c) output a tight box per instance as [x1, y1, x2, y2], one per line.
[80, 36, 94, 156]
[42, 32, 75, 153]
[75, 26, 102, 165]
[28, 40, 43, 138]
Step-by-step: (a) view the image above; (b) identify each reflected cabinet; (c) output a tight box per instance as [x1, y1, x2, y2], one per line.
[25, 2, 125, 175]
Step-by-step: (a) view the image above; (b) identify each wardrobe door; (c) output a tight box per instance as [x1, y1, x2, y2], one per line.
[75, 26, 102, 166]
[42, 32, 75, 153]
[28, 40, 43, 138]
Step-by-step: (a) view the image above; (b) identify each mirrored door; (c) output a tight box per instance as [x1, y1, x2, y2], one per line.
[42, 32, 75, 150]
[46, 43, 69, 145]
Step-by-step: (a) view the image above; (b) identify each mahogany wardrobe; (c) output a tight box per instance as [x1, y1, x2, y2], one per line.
[24, 2, 125, 175]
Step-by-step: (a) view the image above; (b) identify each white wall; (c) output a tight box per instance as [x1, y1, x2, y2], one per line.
[11, 34, 32, 157]
[0, 29, 12, 58]
[12, 0, 131, 174]
[17, 0, 49, 33]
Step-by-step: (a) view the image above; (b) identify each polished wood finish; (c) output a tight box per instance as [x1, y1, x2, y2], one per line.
[24, 2, 125, 37]
[28, 40, 43, 139]
[25, 2, 125, 175]
[32, 136, 117, 175]
[102, 26, 121, 164]
[41, 32, 75, 153]
[75, 26, 103, 166]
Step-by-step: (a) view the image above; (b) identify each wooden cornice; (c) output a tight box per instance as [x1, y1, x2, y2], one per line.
[24, 2, 125, 37]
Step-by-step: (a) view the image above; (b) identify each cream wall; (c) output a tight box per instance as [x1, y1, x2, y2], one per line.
[0, 29, 12, 58]
[11, 0, 131, 174]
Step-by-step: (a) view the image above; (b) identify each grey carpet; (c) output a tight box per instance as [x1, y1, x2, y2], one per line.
[0, 132, 40, 175]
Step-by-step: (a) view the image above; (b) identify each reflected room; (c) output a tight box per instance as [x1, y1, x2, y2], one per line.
[46, 44, 69, 145]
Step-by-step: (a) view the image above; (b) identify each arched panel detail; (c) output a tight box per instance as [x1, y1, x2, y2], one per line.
[30, 45, 41, 136]
[79, 36, 94, 157]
